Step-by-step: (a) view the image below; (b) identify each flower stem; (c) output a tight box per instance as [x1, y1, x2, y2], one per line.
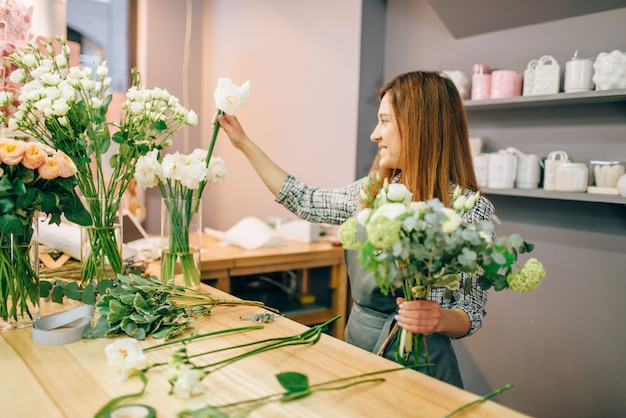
[443, 383, 516, 418]
[94, 370, 149, 418]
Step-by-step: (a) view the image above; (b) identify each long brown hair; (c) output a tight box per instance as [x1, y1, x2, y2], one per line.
[368, 71, 478, 206]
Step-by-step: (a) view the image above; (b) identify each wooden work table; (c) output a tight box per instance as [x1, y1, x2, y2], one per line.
[195, 234, 348, 339]
[1, 286, 529, 418]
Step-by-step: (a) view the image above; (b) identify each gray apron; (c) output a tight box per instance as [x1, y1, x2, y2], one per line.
[344, 250, 464, 388]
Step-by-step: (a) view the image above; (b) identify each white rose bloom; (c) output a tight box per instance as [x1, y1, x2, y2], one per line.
[214, 78, 251, 114]
[372, 203, 409, 220]
[162, 152, 187, 181]
[208, 156, 227, 184]
[191, 148, 207, 163]
[386, 183, 412, 204]
[179, 158, 208, 190]
[105, 338, 149, 382]
[135, 150, 164, 188]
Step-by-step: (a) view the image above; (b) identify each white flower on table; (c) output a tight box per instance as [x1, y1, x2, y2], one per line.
[105, 337, 149, 382]
[167, 364, 206, 399]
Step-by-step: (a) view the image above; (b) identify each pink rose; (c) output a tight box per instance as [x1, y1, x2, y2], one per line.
[53, 151, 77, 178]
[0, 137, 26, 165]
[22, 142, 48, 169]
[38, 158, 60, 180]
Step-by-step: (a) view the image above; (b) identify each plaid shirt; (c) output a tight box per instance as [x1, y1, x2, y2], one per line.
[275, 174, 494, 337]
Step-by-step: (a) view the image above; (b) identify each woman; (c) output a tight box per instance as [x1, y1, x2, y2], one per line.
[218, 71, 494, 388]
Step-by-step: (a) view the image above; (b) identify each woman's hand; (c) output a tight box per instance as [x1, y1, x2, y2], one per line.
[395, 297, 442, 336]
[217, 113, 248, 149]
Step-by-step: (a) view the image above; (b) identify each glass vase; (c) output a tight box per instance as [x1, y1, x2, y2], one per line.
[80, 197, 123, 284]
[0, 215, 40, 330]
[161, 197, 202, 289]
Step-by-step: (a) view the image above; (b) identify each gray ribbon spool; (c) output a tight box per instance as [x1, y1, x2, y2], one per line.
[32, 304, 94, 345]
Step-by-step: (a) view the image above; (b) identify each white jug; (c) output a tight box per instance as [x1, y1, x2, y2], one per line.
[516, 153, 541, 189]
[488, 151, 517, 189]
[544, 151, 569, 191]
[472, 153, 489, 188]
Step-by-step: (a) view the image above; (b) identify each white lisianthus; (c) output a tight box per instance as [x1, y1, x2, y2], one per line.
[371, 202, 409, 221]
[168, 364, 205, 399]
[214, 78, 251, 114]
[385, 183, 413, 204]
[356, 208, 371, 226]
[105, 337, 149, 382]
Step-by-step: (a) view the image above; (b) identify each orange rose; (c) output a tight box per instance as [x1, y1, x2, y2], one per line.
[22, 142, 49, 169]
[38, 157, 60, 180]
[53, 151, 77, 178]
[0, 137, 26, 165]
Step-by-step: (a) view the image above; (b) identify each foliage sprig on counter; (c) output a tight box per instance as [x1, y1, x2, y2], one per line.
[84, 273, 273, 340]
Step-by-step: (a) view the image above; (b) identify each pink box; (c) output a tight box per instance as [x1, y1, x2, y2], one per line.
[490, 70, 522, 99]
[471, 74, 491, 100]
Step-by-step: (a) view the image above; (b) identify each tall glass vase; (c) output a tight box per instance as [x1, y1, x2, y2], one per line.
[0, 214, 40, 330]
[81, 197, 123, 284]
[161, 197, 202, 289]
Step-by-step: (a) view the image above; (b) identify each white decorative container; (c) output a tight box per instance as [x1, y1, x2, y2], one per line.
[593, 50, 626, 90]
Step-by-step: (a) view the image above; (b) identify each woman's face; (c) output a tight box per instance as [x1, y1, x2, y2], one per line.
[370, 92, 402, 170]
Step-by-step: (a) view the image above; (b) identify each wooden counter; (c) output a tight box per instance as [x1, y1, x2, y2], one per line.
[0, 287, 529, 418]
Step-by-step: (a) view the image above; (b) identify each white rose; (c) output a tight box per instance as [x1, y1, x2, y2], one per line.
[105, 338, 149, 382]
[214, 78, 251, 114]
[385, 183, 412, 204]
[134, 149, 163, 188]
[372, 202, 409, 221]
[208, 155, 227, 184]
[168, 364, 205, 399]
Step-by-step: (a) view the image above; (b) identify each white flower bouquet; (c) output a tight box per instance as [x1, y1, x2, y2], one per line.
[133, 77, 249, 288]
[338, 176, 546, 368]
[0, 36, 198, 283]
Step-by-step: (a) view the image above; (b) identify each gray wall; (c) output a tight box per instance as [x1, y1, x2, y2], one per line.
[372, 1, 626, 416]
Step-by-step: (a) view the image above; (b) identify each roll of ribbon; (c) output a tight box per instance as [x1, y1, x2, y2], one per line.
[32, 304, 94, 345]
[108, 404, 157, 418]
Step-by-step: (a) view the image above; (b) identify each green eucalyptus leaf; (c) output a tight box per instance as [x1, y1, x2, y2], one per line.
[82, 284, 97, 305]
[51, 284, 65, 303]
[39, 280, 53, 298]
[64, 281, 82, 300]
[83, 316, 111, 339]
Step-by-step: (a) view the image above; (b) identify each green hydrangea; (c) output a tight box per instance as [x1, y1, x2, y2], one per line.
[366, 216, 402, 250]
[337, 217, 363, 250]
[507, 258, 546, 293]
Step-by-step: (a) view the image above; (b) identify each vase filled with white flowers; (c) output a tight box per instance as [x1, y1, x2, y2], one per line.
[133, 77, 250, 288]
[135, 148, 227, 288]
[0, 36, 198, 284]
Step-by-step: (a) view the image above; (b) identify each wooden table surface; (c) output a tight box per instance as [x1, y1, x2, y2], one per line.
[0, 284, 529, 418]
